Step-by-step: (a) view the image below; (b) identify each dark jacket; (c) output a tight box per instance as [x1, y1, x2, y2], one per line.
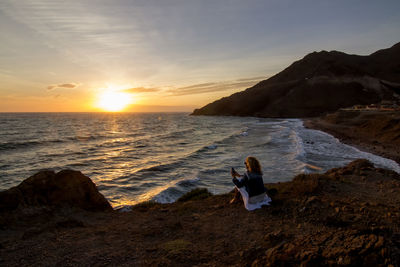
[232, 171, 266, 197]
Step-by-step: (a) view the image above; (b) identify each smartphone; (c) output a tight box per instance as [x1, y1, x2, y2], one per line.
[231, 167, 235, 173]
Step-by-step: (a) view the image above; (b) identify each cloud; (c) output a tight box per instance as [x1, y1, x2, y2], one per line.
[123, 87, 160, 93]
[167, 76, 264, 96]
[177, 83, 217, 90]
[47, 82, 80, 90]
[235, 76, 266, 82]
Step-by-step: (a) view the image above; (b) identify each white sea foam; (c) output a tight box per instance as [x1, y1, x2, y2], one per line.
[343, 143, 400, 174]
[151, 176, 201, 203]
[292, 129, 306, 159]
[297, 124, 400, 174]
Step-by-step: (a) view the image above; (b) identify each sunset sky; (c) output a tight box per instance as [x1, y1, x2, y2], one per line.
[1, 0, 399, 112]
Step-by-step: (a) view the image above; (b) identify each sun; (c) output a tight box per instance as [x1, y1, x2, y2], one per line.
[96, 90, 132, 112]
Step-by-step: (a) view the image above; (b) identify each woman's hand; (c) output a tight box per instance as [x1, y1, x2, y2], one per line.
[231, 168, 239, 178]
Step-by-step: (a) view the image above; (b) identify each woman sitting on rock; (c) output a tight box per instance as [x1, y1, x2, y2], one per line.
[231, 156, 271, 210]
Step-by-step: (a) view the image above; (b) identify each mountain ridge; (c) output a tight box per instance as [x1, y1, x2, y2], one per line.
[192, 42, 400, 117]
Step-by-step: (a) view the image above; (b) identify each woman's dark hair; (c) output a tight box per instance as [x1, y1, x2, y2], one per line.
[245, 156, 262, 174]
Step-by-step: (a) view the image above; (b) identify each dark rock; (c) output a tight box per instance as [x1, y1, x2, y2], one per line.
[345, 159, 375, 171]
[326, 159, 375, 177]
[0, 170, 112, 212]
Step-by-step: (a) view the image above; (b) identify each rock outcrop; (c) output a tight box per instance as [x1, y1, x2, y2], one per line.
[0, 170, 112, 212]
[192, 42, 400, 117]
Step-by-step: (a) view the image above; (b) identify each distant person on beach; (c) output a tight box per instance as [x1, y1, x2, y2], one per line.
[231, 156, 271, 210]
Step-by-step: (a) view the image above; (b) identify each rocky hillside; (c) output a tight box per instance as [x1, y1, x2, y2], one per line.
[192, 42, 400, 117]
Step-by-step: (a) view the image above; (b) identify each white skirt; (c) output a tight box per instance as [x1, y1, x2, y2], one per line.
[236, 186, 272, 211]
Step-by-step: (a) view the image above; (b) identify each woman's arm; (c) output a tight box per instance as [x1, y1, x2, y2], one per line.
[232, 173, 247, 188]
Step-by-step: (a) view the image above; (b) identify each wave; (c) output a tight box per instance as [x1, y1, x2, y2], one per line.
[255, 119, 289, 125]
[157, 128, 196, 140]
[0, 164, 12, 169]
[292, 128, 306, 160]
[138, 164, 174, 172]
[206, 144, 218, 149]
[297, 123, 400, 174]
[176, 177, 200, 187]
[152, 177, 201, 203]
[44, 151, 87, 159]
[0, 139, 64, 151]
[0, 132, 119, 152]
[131, 129, 248, 175]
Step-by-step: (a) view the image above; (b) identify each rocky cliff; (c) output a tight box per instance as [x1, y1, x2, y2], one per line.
[1, 160, 400, 266]
[192, 42, 400, 117]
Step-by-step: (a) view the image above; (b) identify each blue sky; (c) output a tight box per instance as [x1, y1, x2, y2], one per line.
[0, 0, 399, 111]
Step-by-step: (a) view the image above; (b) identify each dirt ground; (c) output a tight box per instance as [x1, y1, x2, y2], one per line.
[1, 159, 400, 266]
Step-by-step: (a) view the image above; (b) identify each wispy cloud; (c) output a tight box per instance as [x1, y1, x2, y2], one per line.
[167, 77, 263, 96]
[0, 0, 147, 71]
[119, 76, 264, 97]
[123, 87, 160, 93]
[236, 76, 266, 82]
[47, 82, 80, 90]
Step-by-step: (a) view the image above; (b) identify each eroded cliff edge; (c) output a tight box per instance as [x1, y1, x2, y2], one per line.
[1, 160, 400, 266]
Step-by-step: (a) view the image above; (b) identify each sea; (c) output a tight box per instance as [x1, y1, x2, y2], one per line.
[1, 113, 399, 209]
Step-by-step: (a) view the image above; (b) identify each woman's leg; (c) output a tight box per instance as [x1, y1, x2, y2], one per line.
[229, 187, 242, 204]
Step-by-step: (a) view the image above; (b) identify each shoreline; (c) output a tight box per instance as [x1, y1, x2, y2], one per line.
[303, 111, 400, 165]
[303, 119, 400, 164]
